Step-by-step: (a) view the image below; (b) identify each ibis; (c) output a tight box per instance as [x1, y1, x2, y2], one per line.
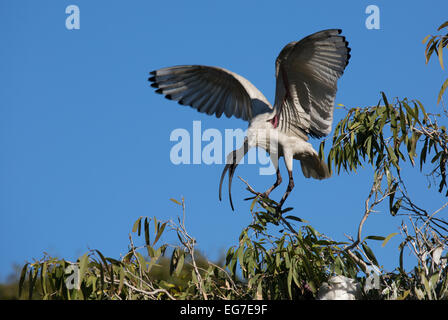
[149, 29, 351, 210]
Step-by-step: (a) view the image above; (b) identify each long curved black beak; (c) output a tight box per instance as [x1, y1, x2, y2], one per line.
[218, 138, 250, 211]
[219, 159, 238, 211]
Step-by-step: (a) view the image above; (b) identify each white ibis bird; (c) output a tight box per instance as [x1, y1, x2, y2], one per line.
[149, 29, 350, 210]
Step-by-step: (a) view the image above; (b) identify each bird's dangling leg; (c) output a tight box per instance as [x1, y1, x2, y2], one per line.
[263, 152, 281, 198]
[243, 152, 281, 201]
[263, 167, 282, 198]
[245, 167, 282, 201]
[277, 170, 294, 209]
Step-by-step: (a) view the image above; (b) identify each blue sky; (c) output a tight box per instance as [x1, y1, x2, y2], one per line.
[1, 0, 447, 281]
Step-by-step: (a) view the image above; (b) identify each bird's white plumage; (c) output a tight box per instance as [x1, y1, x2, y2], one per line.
[149, 29, 351, 210]
[317, 275, 361, 300]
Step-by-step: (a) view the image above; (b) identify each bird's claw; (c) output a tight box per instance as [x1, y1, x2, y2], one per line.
[243, 191, 270, 202]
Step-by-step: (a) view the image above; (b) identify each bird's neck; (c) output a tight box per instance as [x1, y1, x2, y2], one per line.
[269, 114, 279, 128]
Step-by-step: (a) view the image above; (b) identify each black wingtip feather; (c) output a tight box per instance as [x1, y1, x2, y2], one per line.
[337, 33, 351, 67]
[155, 88, 164, 94]
[344, 41, 351, 67]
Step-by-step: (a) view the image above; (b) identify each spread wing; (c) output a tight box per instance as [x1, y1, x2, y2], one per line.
[149, 65, 271, 121]
[274, 29, 351, 138]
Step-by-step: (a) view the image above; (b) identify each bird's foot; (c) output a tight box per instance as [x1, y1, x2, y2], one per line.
[239, 176, 272, 201]
[243, 191, 271, 201]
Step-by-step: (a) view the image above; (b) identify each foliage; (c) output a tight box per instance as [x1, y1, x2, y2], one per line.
[13, 198, 366, 300]
[423, 21, 448, 104]
[14, 21, 448, 300]
[15, 193, 448, 300]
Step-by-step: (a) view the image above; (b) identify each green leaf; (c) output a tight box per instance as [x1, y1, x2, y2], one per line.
[362, 242, 379, 266]
[146, 246, 155, 258]
[169, 249, 176, 276]
[153, 221, 167, 246]
[144, 218, 150, 247]
[135, 252, 147, 273]
[386, 146, 397, 166]
[422, 34, 431, 44]
[95, 250, 108, 268]
[264, 205, 277, 215]
[391, 199, 402, 216]
[284, 215, 308, 223]
[153, 217, 158, 235]
[390, 111, 398, 140]
[159, 280, 175, 292]
[381, 92, 390, 112]
[437, 78, 448, 104]
[248, 223, 265, 232]
[382, 232, 399, 247]
[399, 104, 407, 135]
[28, 268, 37, 299]
[292, 265, 301, 289]
[429, 273, 440, 290]
[425, 37, 437, 63]
[281, 207, 294, 214]
[236, 247, 245, 271]
[170, 198, 181, 205]
[40, 262, 48, 297]
[388, 182, 398, 214]
[319, 140, 325, 160]
[118, 267, 125, 294]
[306, 225, 319, 238]
[420, 137, 429, 170]
[170, 248, 181, 276]
[365, 136, 372, 161]
[256, 280, 263, 300]
[438, 37, 445, 69]
[191, 269, 198, 284]
[18, 263, 29, 298]
[437, 21, 448, 31]
[228, 251, 238, 276]
[175, 251, 185, 276]
[409, 132, 419, 166]
[225, 247, 234, 267]
[98, 262, 105, 292]
[249, 197, 257, 212]
[132, 217, 142, 234]
[78, 253, 89, 285]
[431, 151, 442, 164]
[399, 242, 405, 273]
[421, 271, 432, 299]
[402, 101, 418, 123]
[106, 257, 122, 266]
[365, 235, 386, 241]
[397, 289, 410, 300]
[287, 268, 293, 299]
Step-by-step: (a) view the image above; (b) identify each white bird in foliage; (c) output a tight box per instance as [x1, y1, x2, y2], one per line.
[149, 29, 351, 210]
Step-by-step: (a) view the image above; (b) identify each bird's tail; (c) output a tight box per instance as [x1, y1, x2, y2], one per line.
[299, 153, 331, 180]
